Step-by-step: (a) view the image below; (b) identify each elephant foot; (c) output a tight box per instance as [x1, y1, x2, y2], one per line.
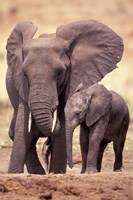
[86, 167, 98, 174]
[8, 168, 24, 174]
[27, 166, 46, 175]
[26, 161, 46, 175]
[26, 149, 46, 175]
[80, 168, 86, 174]
[114, 168, 122, 172]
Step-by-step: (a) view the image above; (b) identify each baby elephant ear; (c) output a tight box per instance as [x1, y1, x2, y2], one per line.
[56, 20, 124, 97]
[85, 84, 112, 127]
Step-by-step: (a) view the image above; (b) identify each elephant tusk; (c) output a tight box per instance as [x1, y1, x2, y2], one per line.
[28, 112, 32, 132]
[52, 110, 57, 132]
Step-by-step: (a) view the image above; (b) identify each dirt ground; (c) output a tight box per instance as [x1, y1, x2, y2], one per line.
[0, 171, 133, 200]
[0, 135, 133, 200]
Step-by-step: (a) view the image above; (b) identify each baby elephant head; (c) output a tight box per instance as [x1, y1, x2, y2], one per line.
[65, 87, 90, 130]
[65, 84, 112, 168]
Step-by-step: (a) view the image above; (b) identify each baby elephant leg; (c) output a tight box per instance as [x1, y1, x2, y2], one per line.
[97, 139, 108, 172]
[113, 141, 125, 172]
[86, 115, 109, 173]
[113, 120, 128, 172]
[80, 123, 89, 173]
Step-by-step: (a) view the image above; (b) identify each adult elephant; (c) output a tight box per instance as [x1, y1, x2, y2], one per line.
[6, 20, 123, 174]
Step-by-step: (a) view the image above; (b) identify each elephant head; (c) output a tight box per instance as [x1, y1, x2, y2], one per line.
[64, 84, 112, 168]
[6, 20, 123, 137]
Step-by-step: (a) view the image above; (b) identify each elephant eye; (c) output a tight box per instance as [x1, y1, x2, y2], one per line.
[57, 71, 61, 76]
[22, 68, 28, 80]
[75, 110, 80, 116]
[57, 67, 65, 77]
[56, 65, 67, 88]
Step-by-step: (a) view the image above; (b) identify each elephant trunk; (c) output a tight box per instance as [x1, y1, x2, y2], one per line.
[65, 125, 74, 169]
[29, 83, 58, 136]
[30, 99, 52, 136]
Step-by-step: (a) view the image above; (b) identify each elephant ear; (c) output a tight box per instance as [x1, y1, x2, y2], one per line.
[6, 21, 37, 103]
[56, 20, 124, 98]
[39, 33, 55, 38]
[85, 84, 112, 127]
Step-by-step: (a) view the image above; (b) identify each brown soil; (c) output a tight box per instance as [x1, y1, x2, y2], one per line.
[0, 172, 133, 200]
[0, 145, 132, 200]
[0, 0, 133, 199]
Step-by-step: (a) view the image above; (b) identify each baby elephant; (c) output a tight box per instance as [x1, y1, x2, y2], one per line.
[65, 84, 129, 173]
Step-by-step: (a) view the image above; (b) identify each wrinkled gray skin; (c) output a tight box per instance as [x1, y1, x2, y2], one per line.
[65, 84, 129, 173]
[6, 20, 123, 174]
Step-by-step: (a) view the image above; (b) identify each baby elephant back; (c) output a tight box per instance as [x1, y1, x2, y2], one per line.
[110, 90, 129, 124]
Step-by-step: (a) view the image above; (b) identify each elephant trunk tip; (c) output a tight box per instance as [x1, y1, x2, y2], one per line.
[68, 161, 74, 169]
[67, 151, 74, 169]
[66, 130, 74, 169]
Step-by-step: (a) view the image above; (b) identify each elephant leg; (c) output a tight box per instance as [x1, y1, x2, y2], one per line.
[26, 137, 46, 174]
[97, 139, 108, 172]
[113, 118, 129, 171]
[86, 115, 109, 173]
[113, 141, 125, 172]
[25, 116, 46, 174]
[49, 95, 67, 174]
[80, 123, 89, 173]
[49, 94, 68, 174]
[49, 119, 67, 173]
[113, 120, 128, 172]
[8, 97, 29, 173]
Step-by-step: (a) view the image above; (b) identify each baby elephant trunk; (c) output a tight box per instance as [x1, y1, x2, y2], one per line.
[66, 126, 74, 169]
